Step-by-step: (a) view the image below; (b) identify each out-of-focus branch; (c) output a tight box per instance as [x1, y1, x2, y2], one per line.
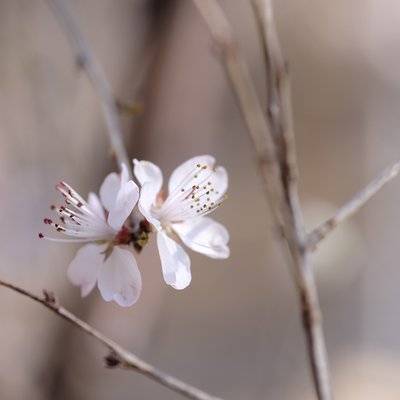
[192, 0, 286, 233]
[0, 278, 222, 400]
[192, 1, 332, 399]
[308, 161, 400, 249]
[46, 0, 131, 175]
[250, 2, 332, 398]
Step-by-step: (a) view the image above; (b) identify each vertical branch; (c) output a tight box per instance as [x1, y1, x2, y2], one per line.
[192, 1, 332, 399]
[192, 0, 287, 234]
[250, 5, 333, 398]
[46, 0, 131, 176]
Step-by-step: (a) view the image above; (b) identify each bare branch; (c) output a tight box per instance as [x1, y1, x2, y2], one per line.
[250, 2, 332, 398]
[0, 278, 222, 400]
[308, 161, 400, 249]
[192, 1, 332, 399]
[46, 0, 131, 175]
[192, 0, 286, 233]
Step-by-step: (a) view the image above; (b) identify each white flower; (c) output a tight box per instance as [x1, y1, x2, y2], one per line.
[133, 155, 230, 290]
[40, 164, 142, 307]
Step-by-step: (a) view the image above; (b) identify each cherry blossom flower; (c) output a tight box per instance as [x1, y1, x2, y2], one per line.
[39, 164, 142, 307]
[134, 155, 230, 290]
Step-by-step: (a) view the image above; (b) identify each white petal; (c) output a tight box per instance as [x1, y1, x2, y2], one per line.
[172, 217, 230, 259]
[97, 246, 142, 307]
[133, 159, 163, 190]
[120, 163, 130, 184]
[136, 183, 162, 230]
[67, 244, 105, 297]
[168, 155, 215, 195]
[133, 159, 163, 230]
[99, 172, 120, 212]
[107, 180, 139, 231]
[210, 166, 228, 200]
[157, 231, 191, 290]
[87, 192, 106, 220]
[159, 158, 228, 222]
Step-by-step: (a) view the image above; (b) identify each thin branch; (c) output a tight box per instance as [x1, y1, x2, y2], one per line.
[308, 161, 400, 249]
[249, 3, 333, 398]
[192, 0, 286, 235]
[46, 0, 131, 175]
[192, 1, 332, 399]
[0, 278, 222, 400]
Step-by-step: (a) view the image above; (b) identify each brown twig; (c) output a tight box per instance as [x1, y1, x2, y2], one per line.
[192, 0, 286, 235]
[251, 2, 332, 398]
[308, 161, 400, 249]
[0, 278, 222, 400]
[192, 1, 332, 399]
[46, 0, 131, 175]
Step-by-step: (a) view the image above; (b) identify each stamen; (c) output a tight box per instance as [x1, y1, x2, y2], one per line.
[56, 182, 95, 217]
[39, 233, 100, 243]
[165, 163, 212, 204]
[156, 159, 227, 223]
[41, 180, 116, 244]
[161, 165, 214, 215]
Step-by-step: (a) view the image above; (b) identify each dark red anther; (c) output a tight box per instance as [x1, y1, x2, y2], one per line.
[50, 205, 56, 210]
[38, 233, 44, 238]
[43, 218, 52, 225]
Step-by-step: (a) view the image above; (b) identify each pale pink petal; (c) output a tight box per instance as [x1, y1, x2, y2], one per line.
[172, 217, 230, 259]
[67, 243, 105, 297]
[120, 163, 130, 184]
[107, 180, 139, 231]
[157, 231, 191, 290]
[133, 159, 163, 190]
[133, 160, 164, 230]
[97, 246, 142, 307]
[137, 183, 162, 230]
[87, 192, 106, 220]
[168, 155, 215, 195]
[99, 172, 120, 212]
[208, 166, 228, 201]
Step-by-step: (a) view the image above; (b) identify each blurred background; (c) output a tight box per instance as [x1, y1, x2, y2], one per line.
[0, 0, 399, 398]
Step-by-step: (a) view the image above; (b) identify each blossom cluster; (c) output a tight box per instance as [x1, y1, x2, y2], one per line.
[39, 156, 230, 307]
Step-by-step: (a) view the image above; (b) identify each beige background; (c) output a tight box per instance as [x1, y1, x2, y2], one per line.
[0, 0, 399, 399]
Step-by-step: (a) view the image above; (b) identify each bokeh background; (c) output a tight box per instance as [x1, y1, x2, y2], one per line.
[0, 0, 400, 399]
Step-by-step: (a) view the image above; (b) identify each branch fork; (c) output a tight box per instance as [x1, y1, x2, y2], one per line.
[192, 1, 400, 400]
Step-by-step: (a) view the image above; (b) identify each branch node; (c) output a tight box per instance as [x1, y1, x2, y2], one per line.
[104, 350, 122, 368]
[76, 52, 88, 69]
[115, 99, 143, 116]
[42, 289, 57, 306]
[0, 276, 220, 400]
